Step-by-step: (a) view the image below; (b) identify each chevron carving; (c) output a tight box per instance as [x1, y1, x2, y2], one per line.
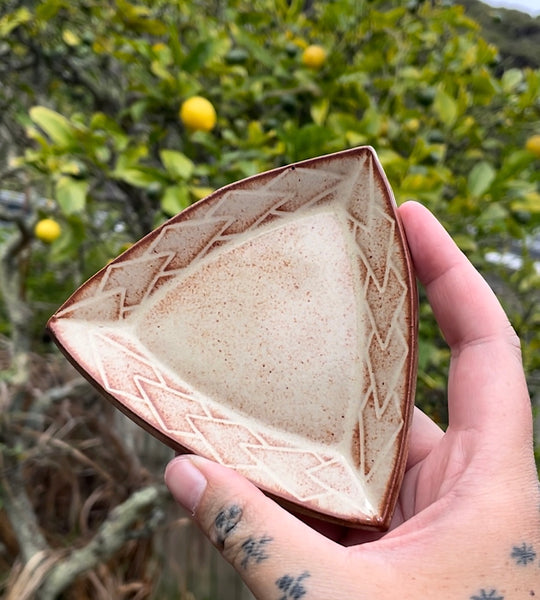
[49, 147, 416, 528]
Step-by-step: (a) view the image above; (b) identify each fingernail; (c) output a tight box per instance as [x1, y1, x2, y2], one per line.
[165, 456, 207, 514]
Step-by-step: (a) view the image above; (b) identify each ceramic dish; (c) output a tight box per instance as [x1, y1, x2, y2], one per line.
[47, 146, 417, 530]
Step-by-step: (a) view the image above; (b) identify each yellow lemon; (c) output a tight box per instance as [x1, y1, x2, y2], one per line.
[180, 96, 217, 132]
[525, 134, 540, 158]
[302, 45, 327, 69]
[34, 218, 61, 243]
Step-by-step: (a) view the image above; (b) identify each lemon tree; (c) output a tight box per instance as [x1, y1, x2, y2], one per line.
[1, 0, 538, 427]
[0, 1, 539, 594]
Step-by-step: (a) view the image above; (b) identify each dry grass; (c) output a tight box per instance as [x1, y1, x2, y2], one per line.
[0, 341, 162, 599]
[0, 340, 252, 599]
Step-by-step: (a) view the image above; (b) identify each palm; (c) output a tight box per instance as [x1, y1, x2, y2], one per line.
[302, 201, 531, 548]
[304, 412, 469, 546]
[165, 202, 538, 600]
[398, 429, 468, 522]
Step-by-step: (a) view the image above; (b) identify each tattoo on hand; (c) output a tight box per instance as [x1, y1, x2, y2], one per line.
[470, 590, 504, 600]
[276, 571, 310, 599]
[240, 535, 273, 569]
[511, 543, 537, 566]
[214, 505, 243, 547]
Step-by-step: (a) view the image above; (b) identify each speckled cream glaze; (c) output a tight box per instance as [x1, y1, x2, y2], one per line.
[47, 147, 417, 529]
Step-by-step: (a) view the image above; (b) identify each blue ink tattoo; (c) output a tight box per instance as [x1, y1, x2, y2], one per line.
[240, 535, 273, 569]
[511, 543, 537, 566]
[276, 571, 310, 599]
[214, 505, 242, 547]
[471, 590, 504, 600]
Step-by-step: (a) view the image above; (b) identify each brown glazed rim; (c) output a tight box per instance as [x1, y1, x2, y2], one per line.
[47, 146, 418, 530]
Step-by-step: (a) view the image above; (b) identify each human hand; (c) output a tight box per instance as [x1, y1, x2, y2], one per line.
[165, 201, 540, 599]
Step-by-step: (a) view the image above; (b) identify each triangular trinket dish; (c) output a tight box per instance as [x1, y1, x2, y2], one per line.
[47, 146, 417, 530]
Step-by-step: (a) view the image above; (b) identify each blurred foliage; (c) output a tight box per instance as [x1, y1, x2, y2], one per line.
[0, 0, 539, 428]
[461, 0, 540, 71]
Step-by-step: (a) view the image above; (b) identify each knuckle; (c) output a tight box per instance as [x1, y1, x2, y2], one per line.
[212, 503, 243, 548]
[504, 322, 523, 356]
[189, 462, 275, 572]
[206, 501, 274, 572]
[221, 529, 250, 569]
[209, 502, 248, 567]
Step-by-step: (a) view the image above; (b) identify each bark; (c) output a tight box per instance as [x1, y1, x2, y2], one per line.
[0, 207, 34, 385]
[37, 484, 167, 600]
[0, 458, 49, 563]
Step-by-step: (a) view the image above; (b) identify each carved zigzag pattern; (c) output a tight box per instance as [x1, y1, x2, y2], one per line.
[54, 149, 412, 520]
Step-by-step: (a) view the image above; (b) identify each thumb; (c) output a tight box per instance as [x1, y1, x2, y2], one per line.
[164, 455, 350, 599]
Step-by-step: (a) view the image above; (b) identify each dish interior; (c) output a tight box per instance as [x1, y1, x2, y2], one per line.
[48, 147, 417, 528]
[135, 209, 364, 454]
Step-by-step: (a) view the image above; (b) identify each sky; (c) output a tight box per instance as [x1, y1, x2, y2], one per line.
[482, 0, 540, 15]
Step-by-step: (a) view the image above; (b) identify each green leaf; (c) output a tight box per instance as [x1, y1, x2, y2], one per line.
[469, 71, 498, 103]
[115, 144, 148, 170]
[62, 29, 81, 47]
[56, 176, 88, 215]
[360, 106, 381, 136]
[468, 161, 496, 197]
[234, 30, 275, 68]
[35, 1, 63, 21]
[113, 167, 164, 189]
[310, 97, 330, 126]
[160, 150, 194, 180]
[499, 150, 535, 180]
[476, 203, 508, 226]
[433, 88, 457, 127]
[150, 60, 175, 83]
[246, 121, 266, 145]
[29, 106, 75, 147]
[190, 186, 214, 201]
[511, 192, 540, 214]
[0, 7, 32, 37]
[452, 234, 478, 252]
[116, 0, 166, 34]
[183, 39, 222, 73]
[501, 68, 523, 93]
[167, 22, 184, 67]
[161, 184, 190, 216]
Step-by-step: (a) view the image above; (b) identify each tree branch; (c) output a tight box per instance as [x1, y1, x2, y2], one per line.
[37, 483, 168, 600]
[31, 377, 91, 415]
[0, 211, 35, 385]
[0, 452, 49, 563]
[16, 29, 121, 114]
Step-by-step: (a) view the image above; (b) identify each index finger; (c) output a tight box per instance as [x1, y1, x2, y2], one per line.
[398, 202, 531, 438]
